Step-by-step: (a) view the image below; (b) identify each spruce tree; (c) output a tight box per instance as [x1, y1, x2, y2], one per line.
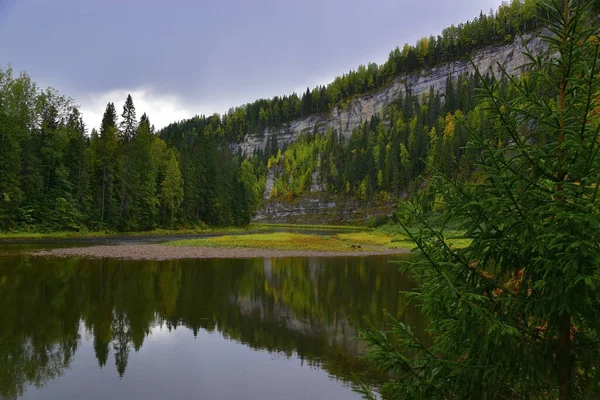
[129, 113, 161, 229]
[64, 107, 91, 216]
[100, 102, 118, 137]
[357, 1, 600, 399]
[118, 94, 138, 223]
[119, 94, 137, 143]
[97, 103, 119, 225]
[444, 74, 457, 113]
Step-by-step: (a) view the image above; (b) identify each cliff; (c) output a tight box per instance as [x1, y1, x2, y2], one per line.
[233, 30, 547, 156]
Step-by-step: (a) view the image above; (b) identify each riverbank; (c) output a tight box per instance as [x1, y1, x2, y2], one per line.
[33, 243, 409, 260]
[0, 226, 262, 241]
[21, 226, 472, 260]
[30, 231, 413, 260]
[0, 222, 374, 241]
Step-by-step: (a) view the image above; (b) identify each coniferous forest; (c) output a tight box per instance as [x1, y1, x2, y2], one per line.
[1, 0, 599, 232]
[0, 83, 257, 231]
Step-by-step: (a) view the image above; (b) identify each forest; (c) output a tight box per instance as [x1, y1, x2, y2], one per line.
[2, 0, 599, 232]
[264, 73, 482, 207]
[0, 76, 257, 231]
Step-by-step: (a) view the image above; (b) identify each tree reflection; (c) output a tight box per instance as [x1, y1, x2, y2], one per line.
[0, 253, 422, 399]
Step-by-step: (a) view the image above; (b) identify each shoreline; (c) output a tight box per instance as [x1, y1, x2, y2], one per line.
[31, 244, 409, 261]
[0, 223, 368, 241]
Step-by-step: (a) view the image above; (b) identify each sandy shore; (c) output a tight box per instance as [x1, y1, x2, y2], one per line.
[32, 244, 409, 260]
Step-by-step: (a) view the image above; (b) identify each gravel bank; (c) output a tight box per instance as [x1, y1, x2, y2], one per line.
[32, 244, 409, 260]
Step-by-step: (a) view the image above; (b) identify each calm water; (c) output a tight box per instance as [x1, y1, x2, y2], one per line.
[0, 244, 422, 399]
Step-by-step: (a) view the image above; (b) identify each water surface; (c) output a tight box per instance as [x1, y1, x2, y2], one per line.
[0, 246, 421, 399]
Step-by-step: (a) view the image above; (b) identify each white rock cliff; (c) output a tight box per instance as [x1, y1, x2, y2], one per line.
[232, 31, 547, 156]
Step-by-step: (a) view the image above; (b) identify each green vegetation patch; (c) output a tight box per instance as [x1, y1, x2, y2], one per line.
[166, 231, 402, 252]
[0, 231, 109, 240]
[374, 224, 472, 249]
[0, 226, 261, 241]
[337, 231, 413, 250]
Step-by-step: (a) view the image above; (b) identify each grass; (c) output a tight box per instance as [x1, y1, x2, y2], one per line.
[0, 230, 109, 240]
[446, 238, 472, 248]
[374, 224, 472, 249]
[166, 230, 417, 252]
[337, 231, 414, 250]
[0, 225, 264, 240]
[167, 232, 364, 252]
[0, 222, 360, 241]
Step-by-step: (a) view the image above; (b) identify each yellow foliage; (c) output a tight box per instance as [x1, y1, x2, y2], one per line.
[443, 112, 455, 140]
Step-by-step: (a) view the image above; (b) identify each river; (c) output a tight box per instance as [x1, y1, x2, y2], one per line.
[0, 240, 422, 399]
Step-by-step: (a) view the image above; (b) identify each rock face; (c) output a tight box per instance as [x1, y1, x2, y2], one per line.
[254, 198, 339, 224]
[232, 31, 547, 156]
[263, 164, 279, 199]
[254, 193, 395, 225]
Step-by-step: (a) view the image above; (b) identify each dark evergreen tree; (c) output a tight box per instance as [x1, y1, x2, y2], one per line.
[357, 1, 600, 398]
[119, 94, 137, 143]
[97, 103, 119, 226]
[118, 94, 138, 223]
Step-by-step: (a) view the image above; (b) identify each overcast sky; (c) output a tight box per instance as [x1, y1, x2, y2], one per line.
[0, 0, 502, 131]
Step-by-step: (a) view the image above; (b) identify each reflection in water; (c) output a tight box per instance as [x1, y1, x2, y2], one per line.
[0, 252, 422, 399]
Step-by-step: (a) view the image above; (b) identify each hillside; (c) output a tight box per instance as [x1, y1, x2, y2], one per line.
[155, 1, 564, 225]
[247, 30, 550, 224]
[232, 30, 547, 156]
[3, 0, 597, 231]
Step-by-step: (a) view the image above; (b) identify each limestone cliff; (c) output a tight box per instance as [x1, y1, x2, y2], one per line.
[232, 30, 547, 156]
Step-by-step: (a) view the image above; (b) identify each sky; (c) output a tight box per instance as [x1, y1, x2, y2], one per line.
[0, 0, 503, 132]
